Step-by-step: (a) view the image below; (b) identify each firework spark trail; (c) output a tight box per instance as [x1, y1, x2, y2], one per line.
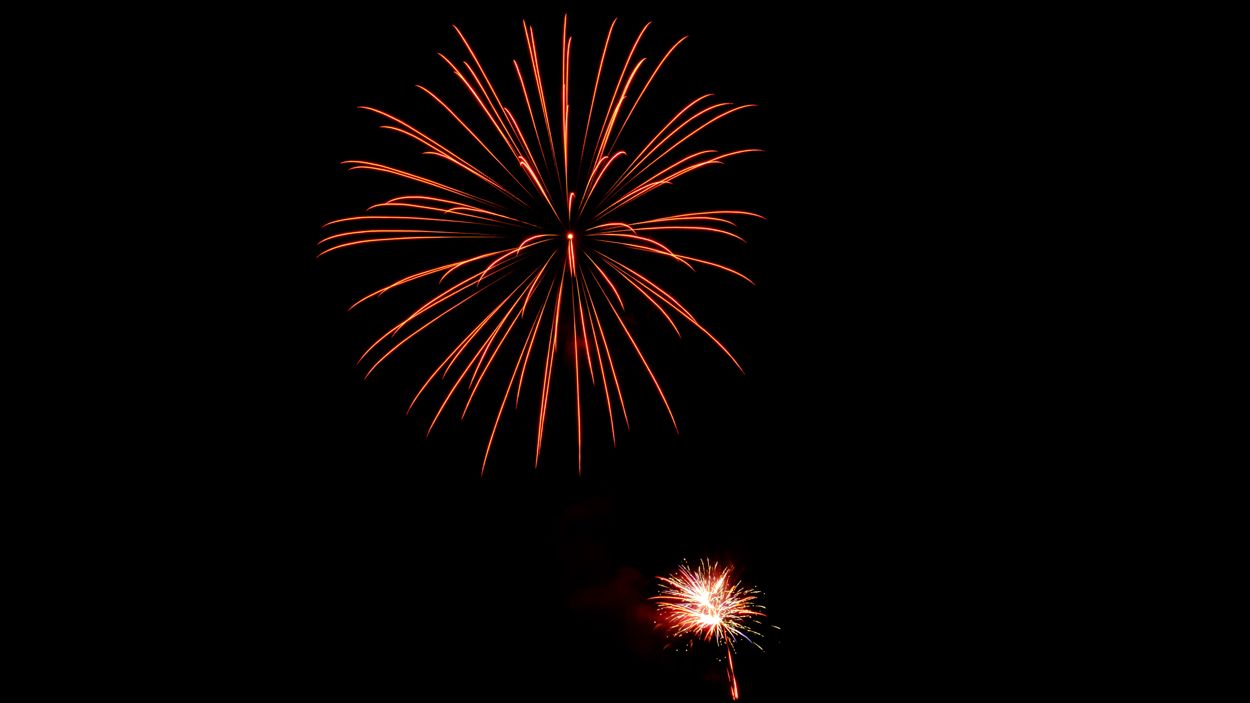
[320, 17, 760, 473]
[654, 560, 765, 700]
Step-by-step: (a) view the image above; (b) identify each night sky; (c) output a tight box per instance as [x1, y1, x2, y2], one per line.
[172, 4, 1041, 700]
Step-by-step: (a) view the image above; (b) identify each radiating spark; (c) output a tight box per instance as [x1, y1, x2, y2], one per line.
[654, 560, 766, 700]
[321, 17, 759, 473]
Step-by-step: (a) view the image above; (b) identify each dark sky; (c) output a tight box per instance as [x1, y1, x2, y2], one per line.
[164, 3, 1047, 700]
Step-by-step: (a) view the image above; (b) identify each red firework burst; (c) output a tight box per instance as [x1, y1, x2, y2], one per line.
[321, 17, 759, 472]
[654, 560, 766, 699]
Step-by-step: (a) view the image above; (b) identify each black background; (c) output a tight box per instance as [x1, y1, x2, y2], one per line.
[148, 3, 1055, 700]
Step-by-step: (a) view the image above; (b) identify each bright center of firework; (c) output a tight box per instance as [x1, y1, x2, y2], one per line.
[655, 561, 763, 643]
[566, 231, 574, 240]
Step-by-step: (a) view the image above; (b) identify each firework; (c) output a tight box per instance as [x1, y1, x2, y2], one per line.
[321, 17, 759, 472]
[654, 560, 765, 699]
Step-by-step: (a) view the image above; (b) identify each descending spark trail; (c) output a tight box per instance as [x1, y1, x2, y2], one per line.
[654, 560, 766, 700]
[321, 17, 760, 473]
